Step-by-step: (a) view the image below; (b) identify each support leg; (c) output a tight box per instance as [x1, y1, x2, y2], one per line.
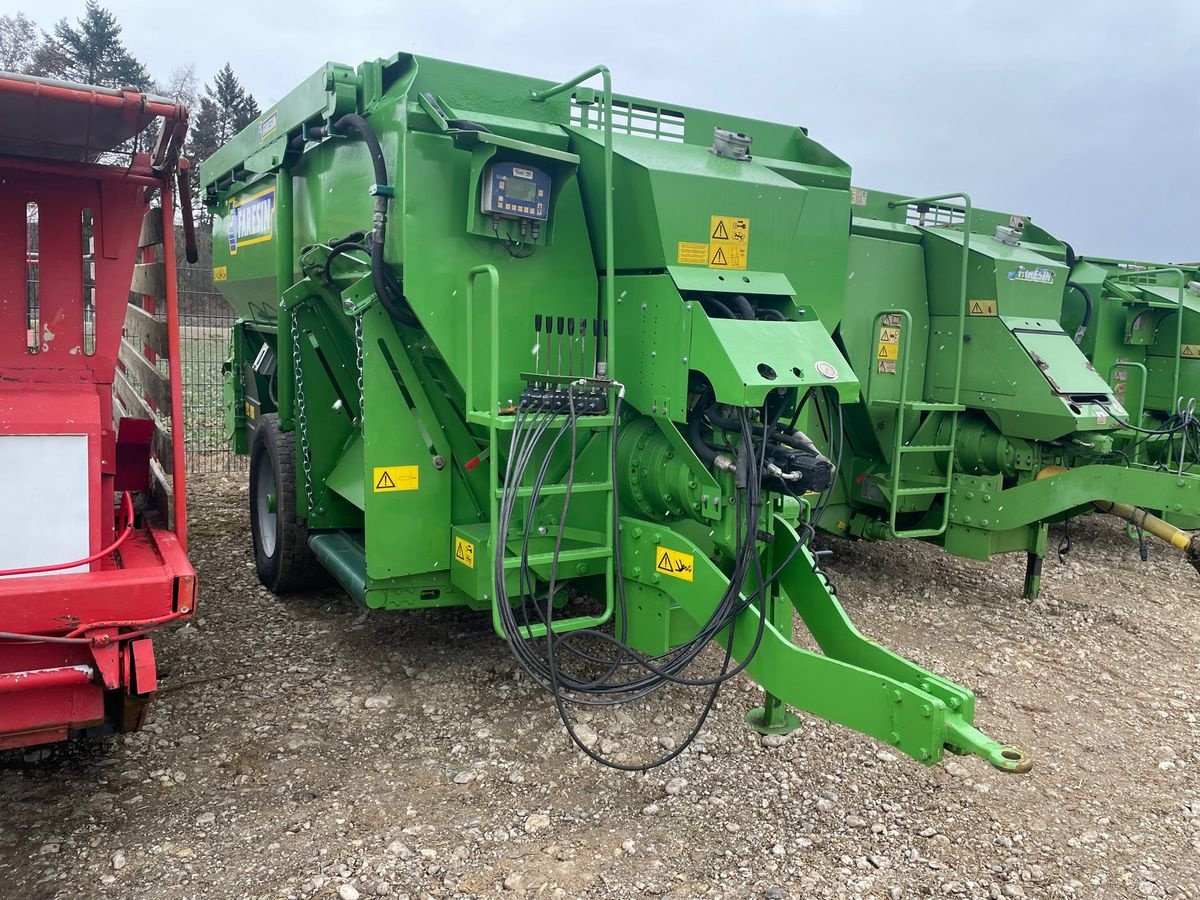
[746, 578, 801, 736]
[1023, 522, 1049, 600]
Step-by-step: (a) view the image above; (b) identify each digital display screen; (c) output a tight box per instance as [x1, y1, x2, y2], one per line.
[506, 178, 537, 202]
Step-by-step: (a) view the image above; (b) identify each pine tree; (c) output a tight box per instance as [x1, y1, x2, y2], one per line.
[28, 1, 150, 89]
[188, 63, 260, 164]
[0, 12, 38, 73]
[187, 63, 261, 222]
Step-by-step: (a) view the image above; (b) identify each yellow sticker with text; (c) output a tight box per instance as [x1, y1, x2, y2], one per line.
[655, 546, 694, 581]
[969, 299, 998, 316]
[453, 535, 475, 569]
[373, 465, 419, 492]
[677, 241, 709, 265]
[708, 215, 750, 270]
[876, 341, 899, 361]
[213, 265, 228, 282]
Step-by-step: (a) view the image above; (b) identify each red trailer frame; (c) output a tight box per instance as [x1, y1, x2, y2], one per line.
[0, 75, 197, 750]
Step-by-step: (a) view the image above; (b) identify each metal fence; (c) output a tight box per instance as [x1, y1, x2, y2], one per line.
[176, 231, 242, 475]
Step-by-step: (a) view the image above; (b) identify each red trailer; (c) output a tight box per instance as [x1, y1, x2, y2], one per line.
[0, 74, 197, 750]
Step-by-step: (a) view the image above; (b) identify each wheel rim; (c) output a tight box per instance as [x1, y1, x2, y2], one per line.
[254, 451, 278, 558]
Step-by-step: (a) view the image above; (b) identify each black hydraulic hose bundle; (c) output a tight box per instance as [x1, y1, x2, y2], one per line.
[492, 381, 845, 770]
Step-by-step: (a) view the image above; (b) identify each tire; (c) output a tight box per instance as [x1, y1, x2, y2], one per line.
[249, 413, 326, 593]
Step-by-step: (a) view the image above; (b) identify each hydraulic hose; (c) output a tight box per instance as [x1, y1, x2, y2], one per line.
[0, 492, 134, 577]
[730, 294, 756, 321]
[333, 114, 420, 328]
[1037, 466, 1200, 572]
[699, 296, 736, 319]
[1067, 281, 1093, 345]
[1093, 500, 1200, 572]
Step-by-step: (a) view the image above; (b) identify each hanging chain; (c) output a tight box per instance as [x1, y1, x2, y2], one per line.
[355, 313, 366, 433]
[290, 307, 315, 515]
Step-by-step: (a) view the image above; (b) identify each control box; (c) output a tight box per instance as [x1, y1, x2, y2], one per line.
[480, 162, 550, 221]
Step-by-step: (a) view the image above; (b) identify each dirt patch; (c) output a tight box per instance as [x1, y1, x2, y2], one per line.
[1, 475, 1197, 899]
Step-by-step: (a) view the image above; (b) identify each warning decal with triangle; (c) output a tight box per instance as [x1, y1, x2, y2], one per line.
[453, 535, 475, 568]
[373, 464, 419, 493]
[654, 545, 694, 581]
[968, 299, 998, 316]
[706, 214, 750, 270]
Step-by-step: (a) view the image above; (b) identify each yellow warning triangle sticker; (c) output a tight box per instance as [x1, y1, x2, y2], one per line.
[375, 470, 397, 490]
[970, 301, 984, 314]
[711, 246, 727, 266]
[657, 551, 672, 571]
[1185, 346, 1196, 357]
[712, 220, 730, 240]
[878, 345, 889, 358]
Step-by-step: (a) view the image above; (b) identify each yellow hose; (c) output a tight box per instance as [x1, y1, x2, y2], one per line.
[1092, 500, 1194, 552]
[1037, 466, 1200, 567]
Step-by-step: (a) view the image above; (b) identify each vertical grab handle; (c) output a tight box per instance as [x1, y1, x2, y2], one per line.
[466, 264, 500, 420]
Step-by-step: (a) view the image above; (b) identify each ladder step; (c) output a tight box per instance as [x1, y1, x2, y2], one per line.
[896, 444, 955, 454]
[907, 402, 965, 411]
[497, 482, 612, 499]
[892, 526, 951, 539]
[892, 485, 952, 497]
[509, 612, 612, 640]
[503, 546, 612, 569]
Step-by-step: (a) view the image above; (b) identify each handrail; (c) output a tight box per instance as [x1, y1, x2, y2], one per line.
[888, 192, 973, 412]
[465, 265, 500, 422]
[1110, 267, 1187, 414]
[530, 66, 615, 380]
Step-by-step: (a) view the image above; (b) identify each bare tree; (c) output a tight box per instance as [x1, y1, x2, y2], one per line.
[0, 12, 38, 73]
[160, 62, 198, 106]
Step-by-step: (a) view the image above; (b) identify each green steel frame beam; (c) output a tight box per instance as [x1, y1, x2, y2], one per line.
[619, 515, 1030, 771]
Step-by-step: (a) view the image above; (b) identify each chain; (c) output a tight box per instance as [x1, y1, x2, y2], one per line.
[290, 308, 315, 515]
[354, 313, 365, 433]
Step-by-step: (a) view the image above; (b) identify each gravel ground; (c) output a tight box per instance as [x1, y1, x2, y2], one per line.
[2, 474, 1198, 900]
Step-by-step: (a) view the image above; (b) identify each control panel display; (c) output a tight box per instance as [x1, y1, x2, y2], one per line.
[481, 162, 550, 221]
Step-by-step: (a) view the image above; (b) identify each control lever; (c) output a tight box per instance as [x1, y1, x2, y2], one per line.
[534, 314, 543, 383]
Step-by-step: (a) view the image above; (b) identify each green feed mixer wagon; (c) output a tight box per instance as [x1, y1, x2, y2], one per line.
[816, 188, 1200, 599]
[200, 53, 1033, 773]
[1068, 255, 1200, 484]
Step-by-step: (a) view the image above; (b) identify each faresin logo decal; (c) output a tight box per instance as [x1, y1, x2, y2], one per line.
[1007, 265, 1054, 284]
[257, 111, 278, 142]
[228, 188, 275, 255]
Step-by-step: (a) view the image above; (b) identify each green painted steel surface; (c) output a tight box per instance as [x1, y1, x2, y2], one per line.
[202, 52, 1027, 771]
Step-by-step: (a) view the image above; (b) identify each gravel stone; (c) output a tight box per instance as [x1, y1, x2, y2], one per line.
[523, 813, 550, 833]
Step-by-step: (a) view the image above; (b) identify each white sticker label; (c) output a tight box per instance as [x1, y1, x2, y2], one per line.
[815, 360, 838, 380]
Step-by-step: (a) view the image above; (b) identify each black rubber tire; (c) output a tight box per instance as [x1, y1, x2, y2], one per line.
[249, 413, 326, 593]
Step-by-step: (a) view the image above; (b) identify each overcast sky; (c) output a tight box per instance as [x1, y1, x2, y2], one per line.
[23, 0, 1200, 260]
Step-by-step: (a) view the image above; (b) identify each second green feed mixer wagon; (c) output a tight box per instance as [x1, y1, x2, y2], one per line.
[811, 188, 1200, 599]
